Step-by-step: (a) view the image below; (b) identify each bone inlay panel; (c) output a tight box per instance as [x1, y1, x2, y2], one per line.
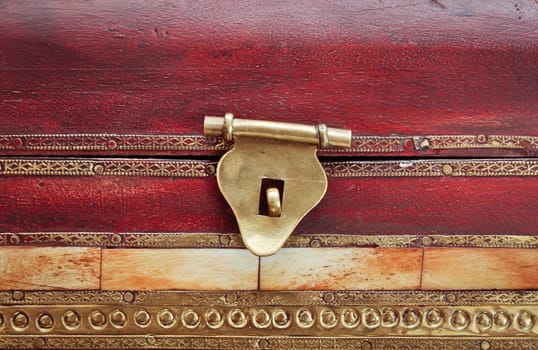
[0, 247, 100, 290]
[422, 248, 538, 290]
[259, 248, 422, 290]
[101, 249, 258, 290]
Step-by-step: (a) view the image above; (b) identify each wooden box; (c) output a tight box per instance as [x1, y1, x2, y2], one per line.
[1, 1, 537, 349]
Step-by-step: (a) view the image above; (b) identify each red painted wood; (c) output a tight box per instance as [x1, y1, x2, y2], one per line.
[1, 1, 537, 156]
[1, 165, 536, 236]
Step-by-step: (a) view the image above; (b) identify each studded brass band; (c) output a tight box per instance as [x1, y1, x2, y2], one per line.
[1, 158, 538, 177]
[1, 233, 537, 249]
[0, 134, 537, 153]
[0, 291, 537, 348]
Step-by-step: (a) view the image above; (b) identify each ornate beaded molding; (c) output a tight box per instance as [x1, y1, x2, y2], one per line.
[1, 233, 537, 249]
[1, 159, 538, 177]
[0, 291, 538, 348]
[0, 134, 537, 153]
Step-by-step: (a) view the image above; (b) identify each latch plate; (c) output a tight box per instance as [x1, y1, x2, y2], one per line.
[204, 113, 351, 256]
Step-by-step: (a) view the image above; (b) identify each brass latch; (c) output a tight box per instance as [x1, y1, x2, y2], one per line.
[204, 113, 351, 256]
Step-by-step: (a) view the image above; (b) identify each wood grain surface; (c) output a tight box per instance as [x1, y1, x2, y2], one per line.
[1, 168, 537, 236]
[1, 1, 537, 156]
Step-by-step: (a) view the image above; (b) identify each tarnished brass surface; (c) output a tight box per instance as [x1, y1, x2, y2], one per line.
[1, 134, 537, 153]
[204, 114, 352, 256]
[1, 290, 538, 349]
[1, 233, 538, 249]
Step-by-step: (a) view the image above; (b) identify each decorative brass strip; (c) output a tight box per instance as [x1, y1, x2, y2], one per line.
[2, 159, 538, 177]
[1, 233, 537, 248]
[1, 134, 537, 153]
[327, 159, 538, 177]
[1, 291, 538, 346]
[414, 135, 538, 151]
[0, 159, 213, 177]
[0, 336, 535, 350]
[2, 290, 538, 306]
[0, 135, 227, 151]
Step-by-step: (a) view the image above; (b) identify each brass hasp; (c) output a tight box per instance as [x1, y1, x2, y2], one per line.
[204, 113, 351, 256]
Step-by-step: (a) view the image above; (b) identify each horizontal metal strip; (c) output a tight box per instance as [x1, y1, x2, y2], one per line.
[1, 233, 537, 249]
[0, 335, 533, 350]
[1, 134, 537, 153]
[1, 159, 538, 177]
[2, 290, 537, 306]
[0, 304, 536, 338]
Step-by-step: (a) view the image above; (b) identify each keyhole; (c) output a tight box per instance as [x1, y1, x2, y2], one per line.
[258, 178, 284, 217]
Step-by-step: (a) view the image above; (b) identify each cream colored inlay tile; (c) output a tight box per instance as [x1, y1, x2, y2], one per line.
[0, 247, 101, 290]
[101, 249, 258, 290]
[260, 247, 422, 290]
[422, 248, 538, 290]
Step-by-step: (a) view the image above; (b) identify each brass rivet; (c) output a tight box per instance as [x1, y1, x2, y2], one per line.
[218, 235, 231, 246]
[93, 164, 104, 175]
[257, 339, 270, 349]
[157, 309, 176, 328]
[37, 313, 54, 331]
[480, 341, 491, 350]
[225, 293, 238, 303]
[11, 311, 29, 330]
[271, 309, 291, 329]
[450, 309, 470, 330]
[295, 308, 315, 329]
[341, 308, 360, 329]
[419, 138, 431, 149]
[475, 311, 493, 330]
[89, 310, 107, 330]
[310, 239, 321, 248]
[424, 308, 444, 328]
[515, 310, 536, 330]
[319, 309, 338, 329]
[442, 164, 453, 175]
[110, 309, 127, 328]
[9, 234, 20, 245]
[123, 292, 135, 303]
[476, 134, 488, 144]
[228, 308, 248, 329]
[361, 341, 372, 350]
[181, 309, 200, 329]
[252, 309, 271, 329]
[381, 308, 399, 328]
[205, 309, 224, 329]
[33, 338, 46, 349]
[110, 234, 122, 244]
[12, 290, 24, 301]
[62, 310, 81, 330]
[362, 308, 381, 329]
[401, 308, 421, 329]
[12, 137, 23, 147]
[323, 292, 335, 303]
[146, 335, 156, 345]
[206, 164, 216, 175]
[134, 309, 151, 328]
[493, 311, 511, 329]
[445, 293, 457, 303]
[421, 236, 433, 246]
[403, 139, 414, 150]
[107, 139, 118, 149]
